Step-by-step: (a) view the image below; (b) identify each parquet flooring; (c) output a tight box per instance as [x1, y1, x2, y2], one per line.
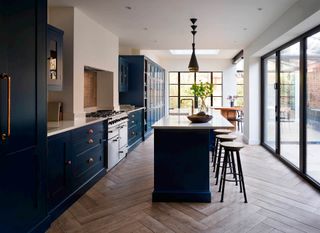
[47, 134, 320, 233]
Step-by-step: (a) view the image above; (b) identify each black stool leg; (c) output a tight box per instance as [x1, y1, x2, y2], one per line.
[220, 149, 229, 202]
[230, 151, 238, 186]
[236, 150, 247, 203]
[212, 138, 218, 169]
[218, 148, 228, 192]
[215, 144, 223, 185]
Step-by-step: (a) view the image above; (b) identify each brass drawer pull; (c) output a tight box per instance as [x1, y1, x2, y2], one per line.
[88, 129, 94, 134]
[88, 139, 94, 144]
[88, 158, 94, 164]
[65, 160, 72, 165]
[0, 73, 11, 144]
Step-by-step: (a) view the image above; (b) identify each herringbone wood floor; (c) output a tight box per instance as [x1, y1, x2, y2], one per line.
[47, 135, 320, 233]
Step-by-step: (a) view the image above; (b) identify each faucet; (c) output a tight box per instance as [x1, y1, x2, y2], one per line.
[180, 98, 194, 115]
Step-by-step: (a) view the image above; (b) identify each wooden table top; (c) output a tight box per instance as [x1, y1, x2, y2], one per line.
[213, 107, 242, 111]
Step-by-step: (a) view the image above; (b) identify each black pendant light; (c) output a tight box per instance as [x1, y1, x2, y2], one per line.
[188, 18, 199, 72]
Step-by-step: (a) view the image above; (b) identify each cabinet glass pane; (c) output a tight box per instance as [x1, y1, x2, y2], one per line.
[169, 72, 178, 84]
[180, 72, 194, 84]
[49, 40, 57, 80]
[307, 32, 320, 182]
[196, 73, 211, 84]
[180, 85, 193, 96]
[263, 54, 276, 150]
[280, 42, 300, 167]
[169, 85, 178, 96]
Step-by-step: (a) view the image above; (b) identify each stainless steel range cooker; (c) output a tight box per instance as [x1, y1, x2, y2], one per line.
[86, 110, 128, 170]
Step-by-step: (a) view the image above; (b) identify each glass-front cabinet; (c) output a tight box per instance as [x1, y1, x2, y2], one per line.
[47, 24, 64, 91]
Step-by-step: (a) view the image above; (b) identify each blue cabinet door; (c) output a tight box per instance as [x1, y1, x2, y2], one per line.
[48, 132, 71, 211]
[119, 57, 129, 92]
[0, 0, 48, 232]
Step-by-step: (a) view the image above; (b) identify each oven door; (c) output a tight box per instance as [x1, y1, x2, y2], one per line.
[107, 135, 119, 170]
[119, 122, 128, 150]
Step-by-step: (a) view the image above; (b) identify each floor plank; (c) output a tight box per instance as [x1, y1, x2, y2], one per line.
[47, 134, 320, 233]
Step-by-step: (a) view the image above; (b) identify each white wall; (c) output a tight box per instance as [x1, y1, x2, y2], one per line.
[243, 0, 320, 145]
[48, 7, 119, 121]
[73, 8, 119, 120]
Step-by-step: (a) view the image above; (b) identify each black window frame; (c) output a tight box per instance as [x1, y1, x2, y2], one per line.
[169, 71, 223, 109]
[261, 24, 320, 191]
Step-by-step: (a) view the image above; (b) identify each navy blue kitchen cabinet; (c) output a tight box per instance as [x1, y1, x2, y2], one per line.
[48, 132, 72, 212]
[47, 121, 107, 221]
[47, 24, 64, 91]
[0, 0, 49, 232]
[128, 109, 144, 151]
[119, 57, 129, 92]
[119, 56, 165, 138]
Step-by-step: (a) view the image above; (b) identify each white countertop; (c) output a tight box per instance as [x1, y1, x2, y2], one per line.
[48, 117, 107, 137]
[153, 109, 234, 129]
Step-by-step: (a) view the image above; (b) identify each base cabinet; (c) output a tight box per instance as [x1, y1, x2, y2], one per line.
[128, 109, 144, 151]
[47, 121, 107, 219]
[48, 132, 71, 211]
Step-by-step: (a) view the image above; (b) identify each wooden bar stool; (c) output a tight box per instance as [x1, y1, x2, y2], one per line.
[219, 141, 247, 203]
[212, 129, 232, 164]
[214, 134, 237, 185]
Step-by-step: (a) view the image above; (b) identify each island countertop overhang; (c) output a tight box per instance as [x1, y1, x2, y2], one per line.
[152, 110, 234, 130]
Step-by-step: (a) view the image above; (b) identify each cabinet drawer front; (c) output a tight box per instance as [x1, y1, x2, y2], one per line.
[72, 145, 104, 188]
[128, 127, 142, 145]
[72, 133, 104, 155]
[72, 122, 105, 141]
[128, 111, 142, 128]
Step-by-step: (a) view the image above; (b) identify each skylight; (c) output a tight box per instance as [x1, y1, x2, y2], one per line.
[169, 49, 220, 55]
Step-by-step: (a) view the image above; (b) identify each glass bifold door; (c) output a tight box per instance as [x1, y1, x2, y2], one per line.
[262, 30, 320, 187]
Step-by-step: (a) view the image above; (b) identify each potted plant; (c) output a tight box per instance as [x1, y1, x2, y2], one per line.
[227, 95, 237, 107]
[190, 82, 214, 112]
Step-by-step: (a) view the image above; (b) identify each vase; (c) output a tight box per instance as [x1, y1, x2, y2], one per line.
[199, 98, 208, 113]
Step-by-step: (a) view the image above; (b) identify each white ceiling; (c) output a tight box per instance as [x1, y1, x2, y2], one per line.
[49, 0, 298, 58]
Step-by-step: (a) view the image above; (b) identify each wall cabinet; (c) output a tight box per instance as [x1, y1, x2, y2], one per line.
[0, 0, 48, 232]
[119, 57, 129, 92]
[119, 56, 165, 137]
[47, 24, 64, 91]
[47, 121, 106, 218]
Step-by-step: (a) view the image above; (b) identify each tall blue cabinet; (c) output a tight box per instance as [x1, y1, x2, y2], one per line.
[119, 56, 166, 137]
[0, 0, 49, 232]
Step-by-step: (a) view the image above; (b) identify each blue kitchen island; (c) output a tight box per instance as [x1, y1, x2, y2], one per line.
[152, 110, 233, 202]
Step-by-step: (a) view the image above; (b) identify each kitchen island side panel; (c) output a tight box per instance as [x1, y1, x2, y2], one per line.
[153, 129, 211, 202]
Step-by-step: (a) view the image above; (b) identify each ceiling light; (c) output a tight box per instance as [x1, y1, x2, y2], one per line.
[188, 18, 199, 72]
[170, 49, 220, 55]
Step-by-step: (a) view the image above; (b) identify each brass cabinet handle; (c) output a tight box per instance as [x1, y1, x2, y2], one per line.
[88, 138, 94, 144]
[0, 73, 11, 144]
[88, 129, 94, 134]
